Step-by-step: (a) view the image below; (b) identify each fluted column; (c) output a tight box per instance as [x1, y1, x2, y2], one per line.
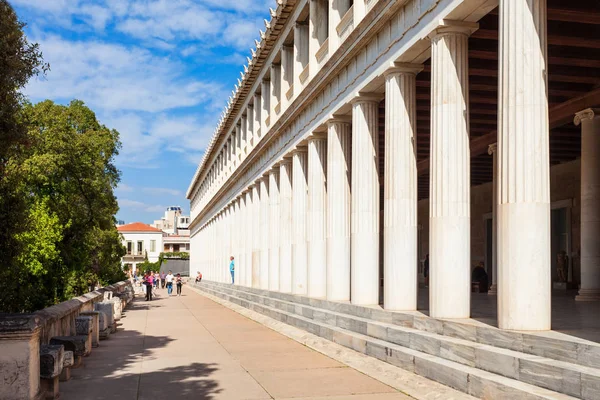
[309, 0, 328, 78]
[326, 118, 351, 301]
[269, 167, 281, 291]
[575, 109, 600, 301]
[429, 22, 476, 319]
[279, 158, 293, 293]
[251, 183, 261, 287]
[307, 135, 327, 298]
[271, 64, 281, 123]
[235, 197, 243, 286]
[292, 148, 308, 295]
[241, 115, 248, 158]
[294, 22, 309, 90]
[247, 105, 255, 150]
[351, 96, 380, 305]
[281, 46, 294, 110]
[244, 189, 253, 287]
[259, 176, 270, 289]
[254, 94, 262, 140]
[498, 1, 550, 330]
[261, 80, 271, 134]
[488, 143, 498, 295]
[384, 64, 422, 310]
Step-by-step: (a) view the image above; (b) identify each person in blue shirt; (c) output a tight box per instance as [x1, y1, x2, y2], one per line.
[229, 256, 235, 284]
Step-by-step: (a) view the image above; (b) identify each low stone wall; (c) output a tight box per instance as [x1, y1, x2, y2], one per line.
[0, 280, 133, 400]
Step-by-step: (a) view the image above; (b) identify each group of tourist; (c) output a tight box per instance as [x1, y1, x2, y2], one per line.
[135, 270, 183, 301]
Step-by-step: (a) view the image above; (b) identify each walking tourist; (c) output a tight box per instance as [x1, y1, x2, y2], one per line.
[195, 271, 202, 283]
[144, 271, 154, 301]
[154, 271, 160, 290]
[176, 273, 183, 296]
[229, 256, 235, 284]
[165, 270, 174, 296]
[160, 271, 166, 288]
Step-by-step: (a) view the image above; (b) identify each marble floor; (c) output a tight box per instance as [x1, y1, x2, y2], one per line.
[414, 288, 600, 342]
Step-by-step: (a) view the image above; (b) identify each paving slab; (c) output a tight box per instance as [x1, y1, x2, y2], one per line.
[61, 287, 412, 400]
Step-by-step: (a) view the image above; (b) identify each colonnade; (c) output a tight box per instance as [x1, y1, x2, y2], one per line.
[194, 3, 600, 331]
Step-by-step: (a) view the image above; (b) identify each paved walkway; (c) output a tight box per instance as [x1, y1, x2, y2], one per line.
[62, 286, 412, 400]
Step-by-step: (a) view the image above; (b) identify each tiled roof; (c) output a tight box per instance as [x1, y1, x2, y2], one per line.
[117, 222, 163, 233]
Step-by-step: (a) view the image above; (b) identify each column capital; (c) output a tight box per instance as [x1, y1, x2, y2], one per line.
[350, 93, 382, 105]
[278, 156, 293, 166]
[269, 165, 280, 174]
[574, 108, 600, 126]
[327, 116, 351, 126]
[308, 132, 327, 141]
[488, 143, 497, 155]
[429, 20, 479, 39]
[291, 145, 308, 154]
[384, 62, 423, 77]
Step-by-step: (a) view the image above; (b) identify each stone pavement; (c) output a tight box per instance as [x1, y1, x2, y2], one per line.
[62, 285, 413, 400]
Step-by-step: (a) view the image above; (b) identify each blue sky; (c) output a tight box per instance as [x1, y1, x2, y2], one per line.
[12, 0, 274, 224]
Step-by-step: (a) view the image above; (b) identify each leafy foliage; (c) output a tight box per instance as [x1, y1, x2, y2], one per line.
[0, 99, 126, 312]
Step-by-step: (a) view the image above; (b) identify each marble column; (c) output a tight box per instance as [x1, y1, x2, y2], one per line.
[279, 158, 293, 293]
[488, 143, 498, 295]
[328, 0, 351, 55]
[269, 167, 281, 291]
[309, 0, 328, 77]
[259, 176, 270, 289]
[241, 115, 248, 158]
[354, 0, 366, 26]
[326, 118, 351, 301]
[247, 105, 255, 150]
[292, 148, 309, 295]
[281, 45, 294, 110]
[271, 64, 281, 122]
[351, 95, 380, 305]
[294, 22, 309, 90]
[261, 80, 271, 134]
[383, 64, 421, 310]
[498, 1, 550, 330]
[254, 94, 262, 140]
[307, 135, 327, 298]
[235, 197, 243, 286]
[251, 183, 261, 287]
[244, 189, 253, 287]
[429, 22, 476, 319]
[575, 109, 600, 301]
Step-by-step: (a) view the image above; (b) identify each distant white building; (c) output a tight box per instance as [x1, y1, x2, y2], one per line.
[152, 206, 191, 235]
[117, 222, 164, 274]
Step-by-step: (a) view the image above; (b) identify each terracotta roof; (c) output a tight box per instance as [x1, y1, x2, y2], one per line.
[117, 222, 163, 233]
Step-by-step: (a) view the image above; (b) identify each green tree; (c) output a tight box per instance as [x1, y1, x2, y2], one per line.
[1, 100, 126, 312]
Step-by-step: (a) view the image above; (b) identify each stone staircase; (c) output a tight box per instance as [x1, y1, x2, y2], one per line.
[192, 280, 600, 400]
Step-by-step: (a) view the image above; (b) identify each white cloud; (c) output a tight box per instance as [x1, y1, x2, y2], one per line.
[116, 183, 134, 192]
[119, 198, 166, 213]
[142, 187, 183, 196]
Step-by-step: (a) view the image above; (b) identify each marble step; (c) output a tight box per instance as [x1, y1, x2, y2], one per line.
[201, 280, 600, 370]
[195, 282, 580, 400]
[199, 281, 600, 399]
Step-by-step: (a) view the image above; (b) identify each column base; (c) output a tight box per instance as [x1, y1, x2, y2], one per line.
[487, 284, 497, 296]
[575, 289, 600, 302]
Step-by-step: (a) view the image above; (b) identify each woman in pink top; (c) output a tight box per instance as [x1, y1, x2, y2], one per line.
[144, 272, 154, 301]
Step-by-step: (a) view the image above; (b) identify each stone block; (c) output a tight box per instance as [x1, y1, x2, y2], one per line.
[477, 326, 523, 352]
[410, 332, 441, 356]
[474, 346, 519, 380]
[63, 351, 74, 368]
[578, 343, 600, 369]
[386, 327, 410, 347]
[103, 292, 112, 300]
[94, 302, 115, 333]
[40, 345, 64, 379]
[467, 369, 541, 400]
[40, 375, 60, 400]
[366, 322, 388, 340]
[443, 321, 477, 342]
[386, 347, 415, 372]
[301, 306, 314, 319]
[49, 336, 89, 358]
[391, 312, 414, 327]
[522, 333, 578, 363]
[439, 338, 476, 367]
[413, 316, 443, 334]
[365, 341, 388, 361]
[414, 354, 469, 393]
[79, 311, 100, 348]
[109, 298, 123, 320]
[370, 308, 393, 324]
[582, 371, 600, 400]
[312, 309, 336, 325]
[518, 358, 581, 397]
